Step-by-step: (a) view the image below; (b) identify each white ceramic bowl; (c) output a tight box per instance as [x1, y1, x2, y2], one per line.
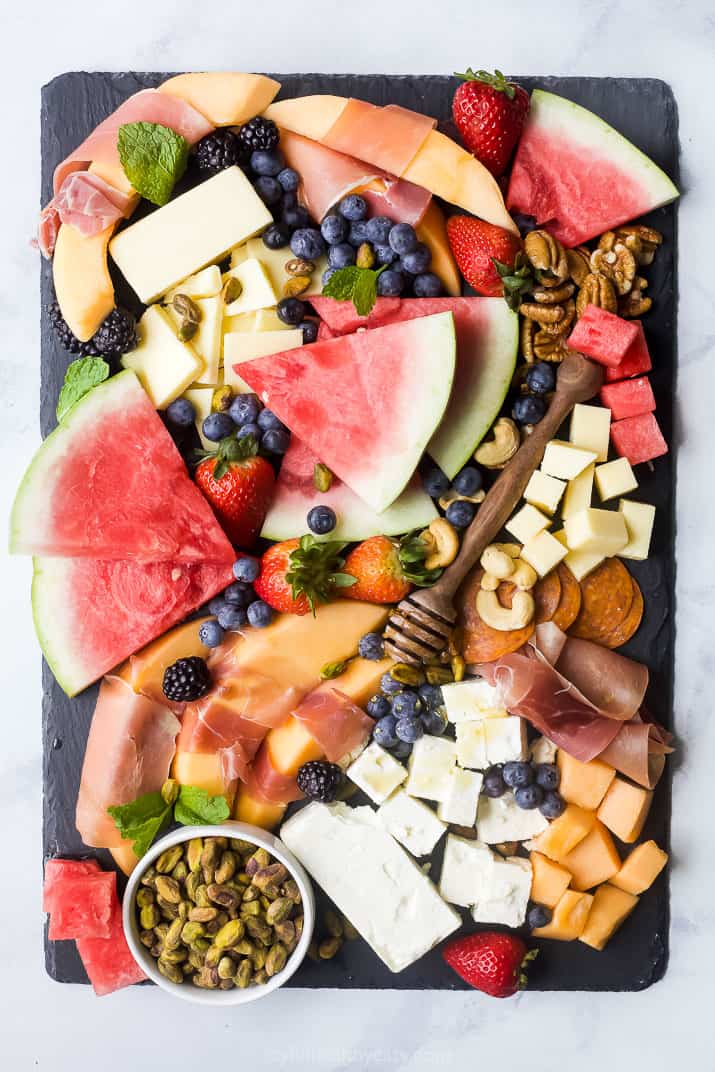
[123, 821, 315, 1005]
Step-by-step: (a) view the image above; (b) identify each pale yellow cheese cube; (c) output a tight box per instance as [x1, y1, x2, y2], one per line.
[183, 386, 216, 451]
[562, 464, 595, 520]
[564, 508, 629, 556]
[230, 243, 249, 268]
[253, 308, 291, 332]
[121, 305, 204, 409]
[541, 441, 598, 480]
[225, 311, 259, 333]
[245, 237, 329, 298]
[506, 503, 550, 545]
[595, 458, 638, 502]
[618, 500, 656, 561]
[520, 530, 568, 578]
[224, 329, 304, 390]
[524, 470, 566, 515]
[224, 258, 279, 316]
[569, 403, 611, 463]
[165, 264, 222, 301]
[167, 295, 223, 385]
[554, 530, 604, 582]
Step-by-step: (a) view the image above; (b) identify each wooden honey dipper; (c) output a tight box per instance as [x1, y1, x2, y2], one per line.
[383, 353, 603, 665]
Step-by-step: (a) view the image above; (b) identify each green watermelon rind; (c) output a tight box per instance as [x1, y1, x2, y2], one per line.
[31, 557, 86, 697]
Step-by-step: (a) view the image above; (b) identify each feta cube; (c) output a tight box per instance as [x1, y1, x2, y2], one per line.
[477, 793, 549, 844]
[524, 470, 566, 515]
[437, 768, 483, 827]
[595, 458, 638, 502]
[618, 499, 656, 560]
[484, 716, 528, 764]
[530, 736, 557, 765]
[455, 721, 488, 770]
[505, 503, 550, 545]
[377, 789, 445, 856]
[541, 440, 598, 480]
[553, 529, 604, 581]
[439, 834, 495, 907]
[564, 507, 629, 555]
[347, 742, 407, 804]
[569, 403, 611, 463]
[405, 735, 457, 803]
[442, 679, 507, 723]
[520, 529, 568, 577]
[562, 463, 595, 520]
[471, 856, 533, 928]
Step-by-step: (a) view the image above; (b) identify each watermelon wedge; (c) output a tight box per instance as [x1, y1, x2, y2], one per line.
[507, 90, 679, 247]
[10, 371, 234, 563]
[261, 437, 437, 542]
[32, 556, 233, 696]
[237, 312, 456, 512]
[310, 297, 518, 478]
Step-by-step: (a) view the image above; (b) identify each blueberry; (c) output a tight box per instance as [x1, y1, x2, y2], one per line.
[376, 269, 405, 297]
[358, 632, 385, 661]
[282, 204, 311, 230]
[381, 672, 403, 695]
[418, 683, 443, 709]
[328, 242, 356, 269]
[202, 412, 234, 442]
[322, 267, 338, 286]
[366, 216, 393, 245]
[281, 191, 298, 212]
[535, 763, 560, 791]
[236, 422, 261, 441]
[262, 428, 291, 454]
[165, 397, 196, 427]
[539, 790, 566, 819]
[348, 221, 370, 246]
[392, 690, 422, 720]
[321, 214, 348, 245]
[391, 740, 413, 759]
[422, 465, 450, 498]
[246, 599, 274, 628]
[217, 604, 248, 631]
[259, 409, 288, 434]
[514, 784, 544, 810]
[229, 392, 261, 426]
[445, 499, 476, 529]
[277, 167, 300, 192]
[413, 272, 442, 298]
[400, 242, 431, 275]
[374, 243, 398, 266]
[261, 222, 291, 250]
[254, 176, 282, 205]
[277, 298, 308, 326]
[373, 715, 398, 748]
[395, 717, 423, 744]
[525, 361, 556, 396]
[198, 619, 225, 648]
[421, 708, 447, 736]
[290, 228, 326, 261]
[483, 765, 507, 797]
[232, 556, 260, 583]
[223, 581, 253, 607]
[389, 222, 418, 255]
[338, 194, 367, 221]
[208, 596, 228, 616]
[453, 466, 483, 497]
[366, 694, 391, 720]
[299, 319, 319, 344]
[527, 903, 552, 930]
[503, 761, 534, 789]
[513, 394, 547, 426]
[307, 504, 337, 534]
[250, 148, 284, 176]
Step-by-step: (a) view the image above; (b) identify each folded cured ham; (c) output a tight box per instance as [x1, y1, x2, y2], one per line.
[39, 172, 137, 258]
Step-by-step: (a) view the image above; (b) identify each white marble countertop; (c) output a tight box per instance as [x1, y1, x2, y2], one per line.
[2, 1, 713, 1067]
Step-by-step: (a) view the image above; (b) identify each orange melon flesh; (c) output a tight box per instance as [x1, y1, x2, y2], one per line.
[579, 884, 639, 951]
[561, 821, 621, 891]
[123, 617, 211, 703]
[557, 751, 616, 811]
[88, 160, 138, 199]
[172, 751, 236, 806]
[530, 804, 596, 862]
[415, 201, 461, 297]
[159, 72, 281, 126]
[110, 842, 140, 876]
[53, 223, 116, 341]
[597, 778, 653, 844]
[529, 852, 572, 909]
[234, 793, 286, 830]
[532, 890, 594, 941]
[611, 840, 668, 895]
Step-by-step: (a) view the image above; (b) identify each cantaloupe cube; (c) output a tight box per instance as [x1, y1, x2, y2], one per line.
[611, 840, 668, 895]
[173, 752, 233, 803]
[557, 752, 616, 810]
[234, 790, 285, 831]
[597, 778, 653, 844]
[529, 852, 572, 908]
[110, 843, 140, 877]
[532, 890, 594, 941]
[530, 804, 596, 862]
[561, 821, 621, 891]
[579, 883, 638, 951]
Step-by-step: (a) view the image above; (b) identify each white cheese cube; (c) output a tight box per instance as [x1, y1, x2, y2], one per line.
[167, 295, 223, 385]
[165, 264, 222, 301]
[455, 722, 488, 770]
[182, 386, 215, 451]
[441, 679, 507, 723]
[618, 499, 656, 561]
[476, 793, 549, 844]
[505, 503, 550, 545]
[439, 834, 495, 907]
[553, 529, 605, 581]
[541, 440, 598, 480]
[281, 803, 460, 972]
[437, 768, 483, 827]
[524, 470, 566, 515]
[484, 716, 528, 765]
[347, 742, 407, 804]
[471, 856, 532, 928]
[405, 735, 457, 803]
[377, 789, 445, 856]
[562, 463, 595, 520]
[595, 458, 638, 502]
[224, 258, 279, 316]
[530, 735, 557, 765]
[569, 403, 611, 463]
[520, 529, 568, 577]
[121, 306, 204, 409]
[224, 329, 304, 389]
[110, 168, 272, 302]
[564, 507, 629, 555]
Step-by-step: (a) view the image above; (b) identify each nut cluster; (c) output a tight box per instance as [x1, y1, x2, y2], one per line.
[306, 908, 360, 963]
[135, 837, 304, 991]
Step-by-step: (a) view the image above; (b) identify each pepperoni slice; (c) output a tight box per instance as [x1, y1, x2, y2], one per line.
[600, 576, 644, 649]
[533, 570, 562, 624]
[551, 562, 583, 632]
[569, 558, 635, 644]
[458, 569, 535, 663]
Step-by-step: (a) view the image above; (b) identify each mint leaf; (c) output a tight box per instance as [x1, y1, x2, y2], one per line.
[174, 786, 230, 826]
[322, 266, 360, 303]
[56, 357, 110, 423]
[107, 792, 172, 859]
[117, 122, 189, 206]
[322, 265, 386, 317]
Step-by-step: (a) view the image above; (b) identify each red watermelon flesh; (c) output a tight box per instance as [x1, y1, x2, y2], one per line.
[77, 911, 147, 996]
[310, 296, 402, 334]
[47, 871, 117, 941]
[32, 556, 233, 696]
[567, 305, 639, 367]
[506, 90, 679, 247]
[600, 377, 656, 420]
[43, 858, 100, 913]
[610, 412, 668, 467]
[604, 322, 652, 382]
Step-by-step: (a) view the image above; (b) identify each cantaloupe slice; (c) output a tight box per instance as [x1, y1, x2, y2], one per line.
[416, 201, 461, 297]
[122, 617, 211, 702]
[561, 821, 621, 891]
[53, 223, 116, 341]
[234, 793, 285, 830]
[611, 840, 668, 896]
[110, 843, 140, 876]
[579, 884, 638, 951]
[173, 751, 234, 804]
[597, 778, 653, 843]
[557, 752, 616, 810]
[160, 72, 281, 126]
[532, 890, 594, 941]
[529, 852, 572, 909]
[88, 160, 138, 199]
[530, 804, 596, 862]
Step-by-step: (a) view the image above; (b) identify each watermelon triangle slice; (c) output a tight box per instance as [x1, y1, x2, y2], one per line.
[10, 371, 235, 563]
[507, 90, 679, 247]
[237, 312, 456, 512]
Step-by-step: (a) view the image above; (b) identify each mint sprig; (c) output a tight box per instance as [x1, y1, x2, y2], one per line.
[107, 784, 230, 859]
[117, 122, 189, 206]
[322, 265, 387, 317]
[56, 357, 110, 423]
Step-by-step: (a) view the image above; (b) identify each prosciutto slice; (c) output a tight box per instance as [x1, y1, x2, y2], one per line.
[599, 712, 673, 790]
[178, 698, 268, 786]
[242, 746, 305, 806]
[292, 688, 373, 763]
[39, 172, 137, 258]
[278, 131, 382, 223]
[76, 676, 180, 848]
[360, 178, 432, 226]
[323, 100, 436, 177]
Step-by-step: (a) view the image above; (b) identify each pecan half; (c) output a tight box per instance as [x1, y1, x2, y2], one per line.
[576, 273, 617, 317]
[566, 247, 592, 287]
[613, 225, 663, 266]
[533, 331, 570, 362]
[524, 230, 569, 286]
[520, 316, 537, 363]
[537, 299, 576, 336]
[532, 280, 575, 304]
[619, 290, 653, 318]
[519, 301, 564, 325]
[590, 244, 637, 296]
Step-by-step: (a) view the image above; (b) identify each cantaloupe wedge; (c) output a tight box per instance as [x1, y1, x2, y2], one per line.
[52, 223, 116, 341]
[121, 617, 211, 703]
[532, 890, 594, 941]
[416, 201, 461, 297]
[579, 884, 638, 951]
[110, 843, 140, 876]
[159, 72, 281, 126]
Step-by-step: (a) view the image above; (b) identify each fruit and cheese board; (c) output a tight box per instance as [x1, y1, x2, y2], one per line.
[27, 70, 677, 998]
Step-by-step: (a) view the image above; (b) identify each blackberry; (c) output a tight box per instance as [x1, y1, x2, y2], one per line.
[162, 656, 212, 703]
[91, 308, 137, 357]
[296, 760, 344, 803]
[238, 116, 279, 153]
[48, 300, 91, 355]
[195, 129, 244, 173]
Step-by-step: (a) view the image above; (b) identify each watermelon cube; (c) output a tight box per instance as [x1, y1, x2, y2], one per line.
[611, 412, 668, 466]
[603, 322, 653, 383]
[567, 306, 639, 368]
[76, 912, 148, 996]
[47, 871, 117, 941]
[43, 858, 100, 913]
[600, 377, 656, 420]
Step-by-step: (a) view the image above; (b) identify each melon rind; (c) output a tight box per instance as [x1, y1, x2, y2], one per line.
[31, 557, 85, 696]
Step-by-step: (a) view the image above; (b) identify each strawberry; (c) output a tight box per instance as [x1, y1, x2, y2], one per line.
[452, 68, 530, 178]
[447, 216, 522, 297]
[195, 435, 275, 549]
[343, 534, 441, 605]
[442, 931, 537, 998]
[254, 535, 355, 616]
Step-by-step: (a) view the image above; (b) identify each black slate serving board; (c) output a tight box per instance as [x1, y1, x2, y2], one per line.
[40, 73, 678, 991]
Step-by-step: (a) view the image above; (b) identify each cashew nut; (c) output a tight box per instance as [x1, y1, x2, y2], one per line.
[494, 542, 522, 559]
[438, 488, 486, 511]
[481, 572, 501, 591]
[476, 588, 536, 631]
[510, 559, 538, 590]
[474, 418, 520, 469]
[480, 545, 515, 580]
[422, 518, 459, 570]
